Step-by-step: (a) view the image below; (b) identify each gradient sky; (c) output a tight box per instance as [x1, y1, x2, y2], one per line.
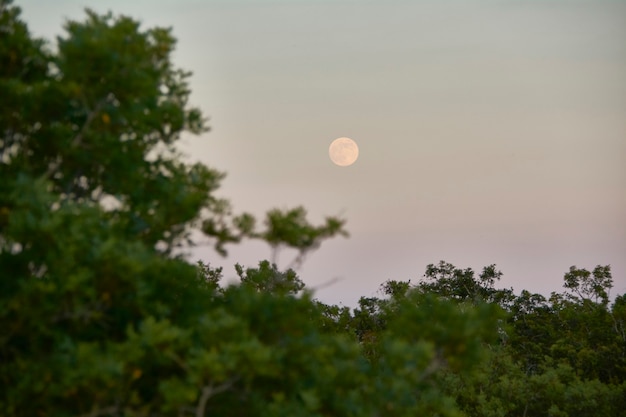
[19, 0, 626, 306]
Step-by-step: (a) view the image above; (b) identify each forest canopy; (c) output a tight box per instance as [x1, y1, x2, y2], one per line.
[1, 1, 624, 416]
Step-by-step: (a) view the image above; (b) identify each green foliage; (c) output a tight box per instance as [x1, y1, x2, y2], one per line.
[443, 349, 626, 417]
[235, 260, 305, 295]
[436, 264, 626, 417]
[563, 265, 613, 305]
[419, 261, 515, 306]
[201, 204, 348, 261]
[1, 0, 220, 256]
[1, 2, 624, 416]
[260, 206, 349, 268]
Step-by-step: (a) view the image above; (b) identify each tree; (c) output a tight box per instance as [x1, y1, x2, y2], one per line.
[235, 260, 305, 295]
[546, 266, 624, 383]
[418, 261, 514, 307]
[441, 264, 626, 417]
[4, 2, 622, 416]
[1, 3, 218, 254]
[0, 2, 348, 415]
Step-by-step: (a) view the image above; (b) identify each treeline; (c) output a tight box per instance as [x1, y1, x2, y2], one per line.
[1, 1, 624, 415]
[341, 261, 626, 417]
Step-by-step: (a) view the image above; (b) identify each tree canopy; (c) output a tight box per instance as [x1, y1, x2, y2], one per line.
[1, 1, 624, 416]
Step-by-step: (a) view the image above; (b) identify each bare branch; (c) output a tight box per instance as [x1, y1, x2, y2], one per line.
[195, 377, 237, 417]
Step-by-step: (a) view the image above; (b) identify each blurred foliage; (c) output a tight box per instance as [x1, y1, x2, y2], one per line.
[1, 1, 624, 416]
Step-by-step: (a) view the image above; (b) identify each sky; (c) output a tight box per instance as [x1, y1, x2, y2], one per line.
[18, 0, 626, 307]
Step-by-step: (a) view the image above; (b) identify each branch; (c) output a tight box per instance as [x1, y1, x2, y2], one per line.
[195, 377, 238, 417]
[196, 377, 238, 417]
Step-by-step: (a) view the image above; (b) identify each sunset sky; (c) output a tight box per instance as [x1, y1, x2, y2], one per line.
[20, 0, 626, 306]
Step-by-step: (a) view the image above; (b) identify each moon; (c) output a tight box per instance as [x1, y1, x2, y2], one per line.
[329, 137, 359, 167]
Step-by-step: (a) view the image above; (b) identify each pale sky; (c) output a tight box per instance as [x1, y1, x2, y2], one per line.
[20, 0, 626, 306]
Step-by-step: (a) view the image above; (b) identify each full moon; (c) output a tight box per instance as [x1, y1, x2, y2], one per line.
[329, 137, 359, 167]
